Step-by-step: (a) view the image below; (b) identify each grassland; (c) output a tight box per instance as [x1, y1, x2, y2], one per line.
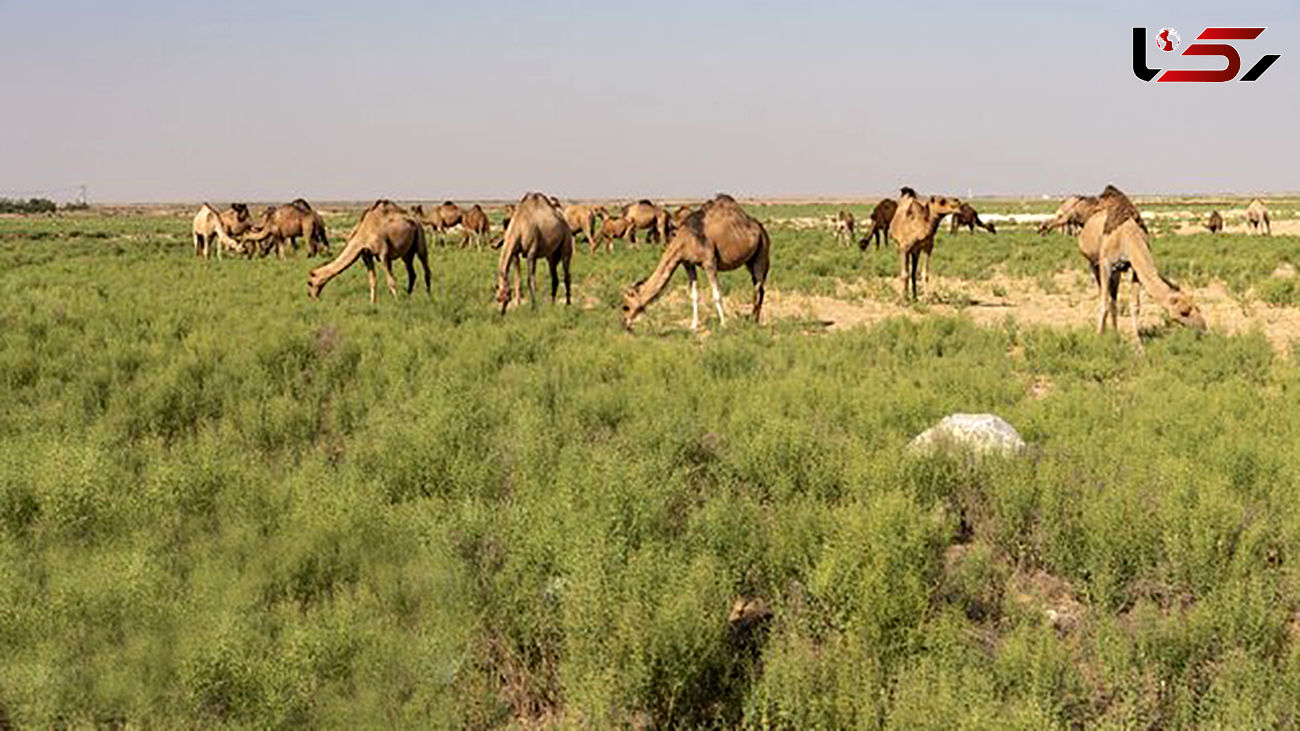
[2, 204, 1300, 728]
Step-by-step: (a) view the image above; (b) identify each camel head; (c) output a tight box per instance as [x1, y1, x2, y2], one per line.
[928, 195, 962, 216]
[621, 282, 647, 330]
[1168, 291, 1207, 332]
[307, 268, 326, 300]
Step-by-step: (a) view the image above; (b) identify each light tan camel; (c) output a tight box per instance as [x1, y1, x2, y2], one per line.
[1037, 195, 1101, 236]
[1076, 185, 1205, 340]
[623, 200, 668, 244]
[192, 204, 245, 260]
[1206, 211, 1224, 234]
[1246, 199, 1270, 235]
[307, 200, 429, 303]
[219, 203, 254, 238]
[495, 193, 573, 314]
[888, 187, 962, 300]
[949, 203, 996, 234]
[562, 204, 599, 252]
[461, 204, 490, 248]
[622, 194, 770, 332]
[834, 210, 856, 245]
[859, 198, 897, 251]
[243, 199, 330, 259]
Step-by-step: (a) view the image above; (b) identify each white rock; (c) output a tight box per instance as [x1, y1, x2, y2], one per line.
[908, 413, 1026, 457]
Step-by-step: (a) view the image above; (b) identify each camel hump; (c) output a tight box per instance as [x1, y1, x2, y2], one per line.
[1099, 185, 1145, 235]
[442, 200, 455, 206]
[636, 199, 653, 207]
[899, 186, 918, 198]
[290, 198, 312, 213]
[714, 193, 736, 203]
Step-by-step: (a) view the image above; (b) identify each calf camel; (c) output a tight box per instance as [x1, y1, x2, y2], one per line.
[949, 203, 996, 234]
[594, 210, 633, 253]
[622, 194, 770, 332]
[859, 198, 897, 251]
[834, 210, 856, 245]
[243, 199, 329, 259]
[461, 204, 490, 248]
[1077, 185, 1205, 340]
[562, 204, 600, 252]
[307, 200, 430, 303]
[1038, 195, 1100, 236]
[888, 187, 962, 300]
[192, 204, 245, 260]
[623, 200, 668, 245]
[1246, 199, 1270, 236]
[1206, 210, 1224, 234]
[495, 193, 573, 313]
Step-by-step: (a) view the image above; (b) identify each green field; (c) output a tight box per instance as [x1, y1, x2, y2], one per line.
[3, 206, 1300, 728]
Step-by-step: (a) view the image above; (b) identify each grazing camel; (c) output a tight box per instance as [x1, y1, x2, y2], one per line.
[243, 199, 330, 259]
[192, 204, 245, 260]
[622, 194, 770, 332]
[562, 204, 600, 252]
[834, 210, 856, 245]
[1037, 195, 1101, 236]
[495, 193, 573, 313]
[458, 204, 490, 249]
[1077, 185, 1205, 339]
[949, 203, 996, 234]
[1246, 199, 1270, 236]
[219, 203, 254, 238]
[594, 209, 633, 253]
[307, 199, 430, 303]
[859, 198, 897, 251]
[888, 187, 962, 300]
[1206, 210, 1224, 234]
[623, 200, 669, 245]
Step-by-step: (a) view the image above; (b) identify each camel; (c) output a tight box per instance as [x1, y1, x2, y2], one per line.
[1076, 185, 1205, 340]
[243, 199, 330, 259]
[495, 192, 573, 313]
[562, 204, 600, 252]
[1038, 195, 1101, 236]
[594, 209, 633, 253]
[622, 193, 770, 332]
[219, 203, 254, 238]
[949, 203, 996, 234]
[501, 204, 515, 232]
[307, 199, 430, 303]
[623, 200, 669, 245]
[834, 210, 856, 245]
[672, 205, 694, 227]
[461, 204, 490, 248]
[192, 204, 245, 260]
[1206, 210, 1224, 234]
[888, 187, 962, 300]
[858, 198, 897, 251]
[1246, 199, 1270, 236]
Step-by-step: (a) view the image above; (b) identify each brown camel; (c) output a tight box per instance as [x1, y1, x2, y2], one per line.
[1038, 195, 1101, 236]
[1246, 199, 1270, 236]
[623, 200, 669, 245]
[432, 201, 463, 232]
[858, 198, 897, 251]
[562, 204, 600, 252]
[219, 203, 254, 238]
[495, 193, 573, 313]
[1206, 210, 1224, 234]
[1077, 185, 1205, 340]
[192, 204, 245, 260]
[888, 187, 962, 300]
[672, 205, 694, 227]
[307, 199, 429, 303]
[834, 210, 856, 245]
[622, 194, 770, 332]
[949, 203, 996, 234]
[243, 199, 330, 259]
[594, 209, 633, 253]
[461, 204, 490, 248]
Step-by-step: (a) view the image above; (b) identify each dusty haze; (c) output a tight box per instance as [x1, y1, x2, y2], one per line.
[0, 0, 1295, 203]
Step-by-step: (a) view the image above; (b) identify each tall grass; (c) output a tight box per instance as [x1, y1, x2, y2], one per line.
[1, 210, 1299, 727]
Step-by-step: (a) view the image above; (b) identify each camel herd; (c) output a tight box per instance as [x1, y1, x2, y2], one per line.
[189, 190, 1280, 339]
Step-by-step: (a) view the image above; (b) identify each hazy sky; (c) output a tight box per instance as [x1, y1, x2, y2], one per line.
[0, 0, 1295, 202]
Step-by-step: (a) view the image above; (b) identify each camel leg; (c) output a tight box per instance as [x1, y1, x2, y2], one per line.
[380, 258, 398, 299]
[547, 256, 559, 303]
[705, 264, 725, 326]
[526, 255, 538, 309]
[417, 246, 431, 298]
[562, 251, 571, 305]
[194, 233, 203, 258]
[909, 252, 921, 301]
[1130, 274, 1145, 353]
[899, 248, 910, 301]
[749, 255, 768, 324]
[685, 264, 700, 331]
[362, 252, 377, 304]
[403, 255, 416, 295]
[511, 252, 521, 306]
[922, 249, 932, 292]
